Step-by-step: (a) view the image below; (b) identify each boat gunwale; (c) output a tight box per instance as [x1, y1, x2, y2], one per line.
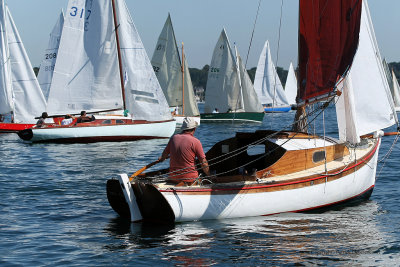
[157, 138, 380, 193]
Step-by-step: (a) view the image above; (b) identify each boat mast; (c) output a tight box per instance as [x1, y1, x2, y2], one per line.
[181, 42, 185, 115]
[111, 0, 126, 111]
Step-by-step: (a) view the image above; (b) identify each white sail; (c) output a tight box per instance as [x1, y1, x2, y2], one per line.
[46, 0, 170, 120]
[0, 2, 46, 123]
[0, 0, 12, 115]
[115, 0, 171, 121]
[237, 50, 263, 112]
[336, 0, 396, 144]
[151, 14, 199, 116]
[284, 62, 297, 105]
[204, 29, 243, 113]
[46, 0, 123, 115]
[37, 10, 64, 101]
[391, 70, 400, 111]
[254, 40, 288, 106]
[182, 54, 200, 116]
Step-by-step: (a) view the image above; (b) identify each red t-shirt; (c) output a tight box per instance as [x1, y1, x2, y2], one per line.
[164, 132, 206, 182]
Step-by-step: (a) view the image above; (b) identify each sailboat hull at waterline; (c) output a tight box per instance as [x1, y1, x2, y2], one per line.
[200, 112, 264, 123]
[264, 106, 291, 113]
[107, 132, 380, 223]
[18, 119, 176, 143]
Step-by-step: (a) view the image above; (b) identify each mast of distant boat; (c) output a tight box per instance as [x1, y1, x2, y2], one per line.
[111, 0, 126, 111]
[181, 42, 185, 115]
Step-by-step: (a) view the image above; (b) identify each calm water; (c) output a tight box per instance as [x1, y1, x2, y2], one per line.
[1, 106, 400, 266]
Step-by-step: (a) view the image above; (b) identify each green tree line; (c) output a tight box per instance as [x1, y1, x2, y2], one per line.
[33, 61, 400, 90]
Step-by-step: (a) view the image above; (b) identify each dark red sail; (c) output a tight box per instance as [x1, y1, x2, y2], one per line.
[298, 0, 362, 103]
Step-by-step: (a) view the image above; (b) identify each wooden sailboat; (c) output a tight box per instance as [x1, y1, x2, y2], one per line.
[201, 29, 264, 123]
[106, 0, 397, 223]
[151, 14, 200, 126]
[254, 40, 291, 113]
[18, 0, 175, 143]
[0, 0, 47, 132]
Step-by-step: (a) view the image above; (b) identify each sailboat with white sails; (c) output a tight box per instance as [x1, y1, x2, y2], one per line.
[37, 10, 64, 102]
[201, 29, 264, 123]
[151, 14, 200, 126]
[105, 0, 398, 223]
[254, 40, 291, 113]
[0, 0, 47, 132]
[284, 62, 297, 107]
[18, 0, 175, 143]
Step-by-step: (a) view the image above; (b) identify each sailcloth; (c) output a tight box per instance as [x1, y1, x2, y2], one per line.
[37, 10, 64, 101]
[0, 1, 46, 123]
[391, 70, 400, 111]
[204, 29, 242, 113]
[336, 0, 396, 144]
[151, 14, 199, 116]
[46, 0, 171, 121]
[284, 62, 297, 105]
[236, 49, 263, 113]
[254, 40, 288, 106]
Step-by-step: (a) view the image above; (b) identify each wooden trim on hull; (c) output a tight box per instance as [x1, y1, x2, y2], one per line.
[158, 139, 379, 195]
[20, 134, 169, 143]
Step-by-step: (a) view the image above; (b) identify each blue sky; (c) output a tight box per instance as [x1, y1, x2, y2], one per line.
[6, 0, 400, 69]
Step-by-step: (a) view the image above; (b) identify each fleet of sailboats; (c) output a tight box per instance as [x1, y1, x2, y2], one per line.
[0, 0, 47, 132]
[151, 14, 200, 126]
[201, 29, 264, 123]
[18, 0, 175, 143]
[1, 0, 399, 224]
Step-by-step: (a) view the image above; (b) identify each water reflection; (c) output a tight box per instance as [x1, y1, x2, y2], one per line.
[104, 200, 389, 265]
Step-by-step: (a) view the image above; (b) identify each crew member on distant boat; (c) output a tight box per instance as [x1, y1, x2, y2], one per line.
[212, 108, 219, 113]
[36, 112, 49, 128]
[159, 117, 210, 184]
[61, 114, 73, 125]
[0, 114, 4, 122]
[76, 111, 95, 124]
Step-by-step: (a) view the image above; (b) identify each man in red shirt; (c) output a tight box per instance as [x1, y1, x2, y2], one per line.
[159, 117, 210, 185]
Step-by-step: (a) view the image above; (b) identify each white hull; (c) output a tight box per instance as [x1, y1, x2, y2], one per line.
[114, 137, 380, 223]
[25, 120, 176, 143]
[162, 152, 377, 222]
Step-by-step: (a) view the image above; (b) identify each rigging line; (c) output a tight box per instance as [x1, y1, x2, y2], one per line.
[157, 97, 335, 179]
[244, 0, 262, 68]
[152, 99, 336, 180]
[271, 0, 284, 128]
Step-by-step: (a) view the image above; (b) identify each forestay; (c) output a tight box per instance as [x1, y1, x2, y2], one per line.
[253, 40, 288, 106]
[37, 10, 64, 101]
[0, 1, 46, 123]
[204, 29, 242, 113]
[336, 0, 397, 144]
